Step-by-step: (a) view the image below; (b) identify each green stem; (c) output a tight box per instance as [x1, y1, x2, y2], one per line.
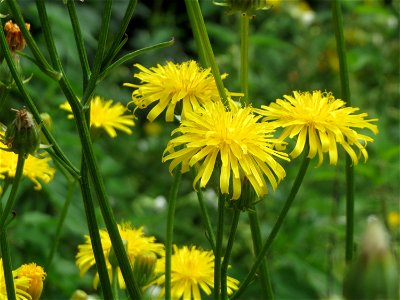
[80, 160, 113, 299]
[112, 266, 120, 300]
[184, 2, 207, 66]
[240, 14, 249, 105]
[195, 183, 216, 251]
[82, 0, 113, 106]
[165, 168, 182, 300]
[214, 193, 226, 300]
[332, 0, 354, 263]
[232, 151, 310, 299]
[0, 155, 24, 300]
[248, 207, 273, 299]
[184, 0, 228, 106]
[0, 86, 10, 113]
[66, 0, 91, 88]
[221, 208, 240, 300]
[45, 179, 76, 268]
[0, 18, 80, 179]
[0, 230, 15, 300]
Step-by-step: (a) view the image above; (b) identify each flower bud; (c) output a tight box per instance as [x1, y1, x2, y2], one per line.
[343, 217, 400, 299]
[132, 251, 157, 288]
[4, 108, 40, 156]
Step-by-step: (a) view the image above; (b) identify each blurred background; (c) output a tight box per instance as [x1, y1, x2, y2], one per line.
[0, 0, 399, 299]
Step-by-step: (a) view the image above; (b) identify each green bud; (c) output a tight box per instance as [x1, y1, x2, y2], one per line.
[132, 251, 157, 288]
[343, 217, 400, 300]
[4, 108, 40, 156]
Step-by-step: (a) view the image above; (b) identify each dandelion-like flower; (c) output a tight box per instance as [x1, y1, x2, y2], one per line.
[0, 259, 31, 300]
[155, 245, 239, 299]
[163, 101, 288, 200]
[0, 149, 55, 190]
[15, 263, 46, 300]
[256, 90, 378, 166]
[76, 223, 164, 289]
[124, 60, 227, 122]
[60, 96, 135, 138]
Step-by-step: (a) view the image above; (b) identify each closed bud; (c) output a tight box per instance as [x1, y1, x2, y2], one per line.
[132, 251, 157, 288]
[4, 108, 40, 156]
[343, 217, 400, 299]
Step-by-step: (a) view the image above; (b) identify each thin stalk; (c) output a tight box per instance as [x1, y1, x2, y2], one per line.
[184, 2, 207, 66]
[82, 0, 113, 106]
[80, 160, 113, 299]
[232, 151, 310, 299]
[165, 168, 182, 300]
[332, 0, 354, 263]
[66, 0, 91, 88]
[0, 18, 80, 179]
[240, 14, 249, 105]
[221, 208, 240, 300]
[0, 155, 24, 230]
[214, 193, 226, 300]
[195, 183, 216, 251]
[102, 0, 137, 68]
[45, 179, 76, 268]
[0, 230, 15, 300]
[112, 266, 120, 300]
[184, 0, 228, 106]
[248, 207, 274, 299]
[0, 155, 24, 300]
[0, 86, 9, 113]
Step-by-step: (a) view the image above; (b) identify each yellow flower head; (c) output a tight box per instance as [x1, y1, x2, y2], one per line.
[15, 263, 46, 300]
[0, 259, 32, 300]
[76, 223, 164, 289]
[256, 90, 378, 166]
[124, 60, 227, 122]
[387, 212, 400, 230]
[60, 96, 135, 138]
[155, 245, 239, 300]
[0, 149, 55, 190]
[163, 101, 288, 200]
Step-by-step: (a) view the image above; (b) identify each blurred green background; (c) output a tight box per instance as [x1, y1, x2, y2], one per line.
[0, 0, 399, 299]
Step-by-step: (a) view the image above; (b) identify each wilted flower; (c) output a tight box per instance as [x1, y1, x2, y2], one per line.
[256, 90, 378, 166]
[60, 96, 135, 138]
[155, 245, 239, 299]
[163, 101, 288, 200]
[4, 20, 30, 52]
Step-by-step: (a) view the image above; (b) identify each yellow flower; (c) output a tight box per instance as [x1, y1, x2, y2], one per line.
[155, 245, 239, 300]
[256, 90, 378, 166]
[163, 101, 288, 200]
[0, 259, 32, 300]
[124, 60, 227, 122]
[15, 263, 46, 300]
[60, 96, 135, 138]
[0, 149, 55, 190]
[76, 223, 164, 289]
[387, 212, 400, 230]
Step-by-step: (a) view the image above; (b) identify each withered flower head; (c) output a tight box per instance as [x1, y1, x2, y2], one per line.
[4, 20, 30, 52]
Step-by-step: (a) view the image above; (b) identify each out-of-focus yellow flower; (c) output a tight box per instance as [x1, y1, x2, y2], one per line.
[76, 223, 164, 289]
[124, 60, 228, 122]
[60, 96, 135, 138]
[155, 245, 239, 299]
[15, 263, 46, 300]
[0, 149, 55, 190]
[256, 90, 378, 166]
[0, 259, 31, 300]
[163, 101, 288, 200]
[387, 211, 400, 230]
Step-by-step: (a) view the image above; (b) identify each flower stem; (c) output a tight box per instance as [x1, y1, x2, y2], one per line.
[0, 154, 24, 300]
[221, 208, 240, 299]
[332, 0, 354, 263]
[240, 14, 249, 105]
[184, 0, 228, 106]
[195, 181, 216, 251]
[214, 193, 227, 300]
[165, 168, 182, 300]
[248, 207, 274, 299]
[232, 152, 310, 299]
